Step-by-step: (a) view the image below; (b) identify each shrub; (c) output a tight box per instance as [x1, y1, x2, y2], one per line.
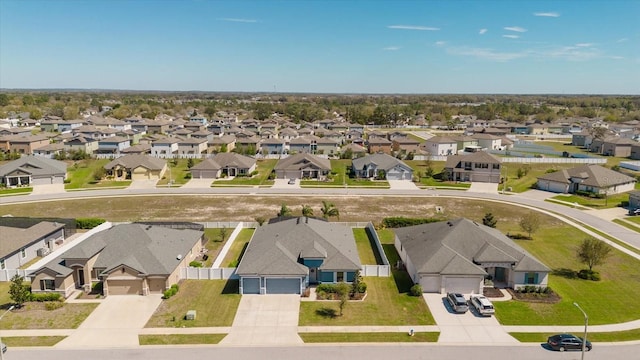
[382, 217, 443, 228]
[91, 282, 103, 294]
[578, 269, 601, 281]
[76, 218, 106, 229]
[44, 301, 65, 311]
[184, 173, 192, 179]
[355, 281, 367, 294]
[163, 284, 180, 299]
[409, 284, 423, 297]
[189, 261, 202, 267]
[30, 293, 62, 302]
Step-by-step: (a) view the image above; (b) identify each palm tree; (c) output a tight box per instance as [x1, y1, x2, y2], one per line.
[301, 204, 314, 217]
[320, 201, 339, 220]
[277, 203, 292, 217]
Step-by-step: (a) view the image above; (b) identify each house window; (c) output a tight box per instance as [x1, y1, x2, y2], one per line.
[21, 248, 26, 258]
[0, 259, 4, 270]
[336, 272, 344, 282]
[40, 279, 55, 290]
[525, 272, 538, 284]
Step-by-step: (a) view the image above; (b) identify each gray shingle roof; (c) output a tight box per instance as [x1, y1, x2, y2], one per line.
[236, 217, 361, 276]
[537, 164, 636, 187]
[274, 154, 331, 171]
[0, 155, 67, 177]
[394, 218, 549, 275]
[0, 222, 65, 258]
[104, 154, 166, 171]
[352, 153, 411, 172]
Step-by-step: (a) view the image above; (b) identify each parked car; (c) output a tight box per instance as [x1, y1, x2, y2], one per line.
[469, 294, 495, 316]
[446, 292, 468, 313]
[632, 208, 640, 216]
[1, 342, 6, 353]
[547, 334, 592, 352]
[288, 178, 296, 185]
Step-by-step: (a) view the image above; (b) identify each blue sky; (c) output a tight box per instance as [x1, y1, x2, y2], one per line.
[1, 0, 638, 94]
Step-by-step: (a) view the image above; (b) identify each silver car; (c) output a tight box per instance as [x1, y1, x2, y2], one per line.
[446, 292, 468, 313]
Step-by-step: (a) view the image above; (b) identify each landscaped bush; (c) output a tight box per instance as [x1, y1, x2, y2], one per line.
[92, 281, 103, 294]
[189, 261, 202, 267]
[44, 301, 65, 311]
[30, 293, 62, 302]
[382, 217, 443, 228]
[577, 269, 601, 281]
[76, 218, 106, 229]
[184, 173, 192, 179]
[163, 284, 180, 299]
[409, 284, 423, 297]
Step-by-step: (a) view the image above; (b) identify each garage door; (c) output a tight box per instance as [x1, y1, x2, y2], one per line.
[266, 278, 301, 294]
[386, 170, 402, 180]
[107, 280, 142, 295]
[242, 277, 260, 294]
[194, 170, 218, 179]
[419, 275, 440, 292]
[148, 278, 167, 294]
[443, 276, 481, 294]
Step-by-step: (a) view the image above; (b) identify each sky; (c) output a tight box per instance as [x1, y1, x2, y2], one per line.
[1, 0, 639, 94]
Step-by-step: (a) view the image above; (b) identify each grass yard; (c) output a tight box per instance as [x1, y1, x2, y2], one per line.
[624, 216, 640, 225]
[493, 224, 640, 326]
[2, 336, 66, 347]
[139, 334, 226, 345]
[510, 329, 640, 343]
[405, 160, 471, 189]
[145, 280, 241, 328]
[221, 228, 254, 267]
[499, 163, 577, 193]
[211, 159, 276, 186]
[0, 187, 32, 196]
[299, 332, 439, 343]
[549, 193, 629, 209]
[157, 159, 197, 187]
[65, 159, 131, 189]
[0, 302, 98, 329]
[353, 228, 379, 265]
[612, 219, 640, 233]
[0, 282, 12, 308]
[300, 159, 348, 187]
[202, 228, 229, 267]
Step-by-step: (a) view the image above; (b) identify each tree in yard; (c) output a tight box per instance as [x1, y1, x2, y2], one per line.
[9, 274, 30, 308]
[336, 282, 350, 316]
[301, 204, 314, 217]
[482, 212, 497, 228]
[254, 216, 266, 226]
[577, 237, 612, 271]
[219, 226, 228, 242]
[519, 212, 541, 239]
[187, 158, 194, 168]
[320, 201, 339, 220]
[277, 203, 292, 217]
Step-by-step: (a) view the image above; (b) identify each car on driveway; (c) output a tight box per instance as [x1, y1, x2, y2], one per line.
[632, 208, 640, 216]
[446, 292, 468, 313]
[288, 178, 296, 185]
[547, 334, 592, 352]
[469, 294, 495, 316]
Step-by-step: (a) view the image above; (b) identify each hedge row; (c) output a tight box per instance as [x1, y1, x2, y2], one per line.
[76, 218, 106, 229]
[382, 217, 443, 228]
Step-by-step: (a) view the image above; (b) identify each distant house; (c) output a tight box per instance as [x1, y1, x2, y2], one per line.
[274, 153, 331, 180]
[394, 218, 550, 294]
[341, 143, 367, 158]
[0, 221, 66, 270]
[572, 131, 593, 148]
[352, 153, 413, 180]
[392, 137, 421, 154]
[0, 155, 67, 187]
[629, 191, 640, 214]
[444, 151, 502, 183]
[150, 137, 180, 157]
[260, 138, 285, 155]
[236, 217, 361, 295]
[423, 136, 457, 156]
[96, 136, 131, 154]
[104, 154, 167, 181]
[600, 137, 637, 157]
[30, 223, 204, 297]
[289, 136, 319, 154]
[536, 164, 636, 195]
[189, 153, 256, 179]
[177, 138, 208, 156]
[64, 136, 99, 155]
[5, 134, 50, 154]
[472, 133, 503, 150]
[32, 143, 65, 159]
[367, 137, 392, 154]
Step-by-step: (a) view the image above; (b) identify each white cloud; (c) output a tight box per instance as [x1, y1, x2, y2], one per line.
[503, 35, 520, 39]
[435, 41, 446, 46]
[446, 46, 528, 62]
[534, 12, 560, 17]
[219, 18, 258, 23]
[387, 25, 440, 31]
[575, 43, 594, 47]
[383, 46, 400, 51]
[608, 56, 625, 60]
[479, 28, 488, 35]
[504, 26, 527, 33]
[617, 38, 628, 43]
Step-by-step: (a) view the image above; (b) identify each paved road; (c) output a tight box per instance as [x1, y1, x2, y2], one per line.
[7, 343, 640, 360]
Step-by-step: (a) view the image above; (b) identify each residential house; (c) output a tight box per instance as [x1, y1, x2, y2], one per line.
[392, 137, 421, 154]
[32, 143, 65, 159]
[0, 155, 67, 187]
[289, 136, 319, 154]
[444, 151, 502, 183]
[601, 137, 637, 157]
[4, 134, 50, 154]
[177, 138, 208, 156]
[64, 136, 99, 155]
[527, 123, 550, 135]
[189, 115, 208, 125]
[453, 136, 479, 152]
[631, 143, 640, 160]
[145, 120, 171, 134]
[536, 164, 636, 195]
[150, 137, 180, 157]
[316, 137, 340, 156]
[189, 153, 256, 179]
[234, 136, 260, 154]
[0, 221, 65, 270]
[86, 116, 131, 131]
[571, 131, 593, 147]
[629, 191, 640, 214]
[209, 135, 236, 153]
[30, 223, 204, 297]
[274, 153, 331, 180]
[279, 127, 298, 142]
[120, 144, 151, 155]
[260, 138, 285, 155]
[96, 136, 131, 154]
[367, 136, 392, 154]
[351, 153, 413, 180]
[104, 154, 167, 181]
[423, 136, 457, 156]
[340, 143, 367, 158]
[472, 133, 503, 150]
[394, 218, 550, 294]
[236, 217, 361, 295]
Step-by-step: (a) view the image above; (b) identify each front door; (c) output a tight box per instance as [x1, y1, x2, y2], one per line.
[494, 267, 505, 282]
[309, 268, 318, 284]
[78, 269, 85, 286]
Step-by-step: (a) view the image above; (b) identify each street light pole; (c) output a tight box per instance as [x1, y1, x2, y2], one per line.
[574, 302, 588, 360]
[0, 305, 15, 360]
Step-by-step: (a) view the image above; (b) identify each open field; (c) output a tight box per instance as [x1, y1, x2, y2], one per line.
[550, 193, 630, 209]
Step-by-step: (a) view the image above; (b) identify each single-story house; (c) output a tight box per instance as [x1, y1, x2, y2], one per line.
[394, 218, 550, 294]
[189, 153, 256, 179]
[30, 223, 204, 297]
[351, 153, 413, 180]
[536, 164, 637, 195]
[274, 153, 331, 180]
[0, 155, 67, 187]
[444, 151, 502, 183]
[0, 221, 66, 270]
[236, 217, 362, 295]
[104, 154, 167, 181]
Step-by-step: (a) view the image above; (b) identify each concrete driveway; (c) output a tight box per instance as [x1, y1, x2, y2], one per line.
[182, 178, 213, 188]
[468, 182, 499, 193]
[388, 180, 419, 190]
[128, 179, 159, 189]
[30, 184, 65, 195]
[273, 178, 299, 189]
[56, 295, 163, 348]
[221, 295, 303, 346]
[423, 293, 517, 344]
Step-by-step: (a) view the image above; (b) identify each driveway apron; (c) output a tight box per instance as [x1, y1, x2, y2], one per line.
[221, 295, 303, 346]
[182, 178, 213, 188]
[55, 295, 163, 348]
[423, 294, 518, 344]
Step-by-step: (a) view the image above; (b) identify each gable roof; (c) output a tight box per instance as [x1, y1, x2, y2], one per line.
[274, 153, 331, 171]
[537, 164, 636, 187]
[104, 154, 166, 171]
[0, 155, 67, 177]
[445, 151, 501, 168]
[236, 217, 361, 276]
[352, 153, 411, 172]
[0, 222, 65, 258]
[394, 218, 549, 275]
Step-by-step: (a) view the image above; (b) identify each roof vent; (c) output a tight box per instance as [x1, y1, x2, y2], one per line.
[447, 221, 453, 226]
[176, 254, 182, 260]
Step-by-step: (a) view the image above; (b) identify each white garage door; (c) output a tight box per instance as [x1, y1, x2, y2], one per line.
[443, 276, 481, 294]
[107, 280, 142, 295]
[266, 278, 301, 294]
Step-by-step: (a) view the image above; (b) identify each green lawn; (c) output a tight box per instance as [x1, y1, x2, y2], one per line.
[612, 219, 640, 233]
[0, 282, 12, 308]
[353, 228, 378, 265]
[157, 159, 197, 187]
[625, 216, 640, 225]
[202, 228, 228, 267]
[499, 163, 577, 193]
[139, 334, 226, 345]
[404, 160, 470, 189]
[65, 159, 131, 189]
[493, 224, 640, 325]
[221, 228, 254, 267]
[299, 332, 439, 343]
[211, 159, 276, 186]
[300, 159, 348, 187]
[0, 302, 98, 329]
[0, 187, 32, 196]
[549, 193, 630, 209]
[3, 336, 66, 347]
[510, 329, 640, 343]
[145, 280, 241, 328]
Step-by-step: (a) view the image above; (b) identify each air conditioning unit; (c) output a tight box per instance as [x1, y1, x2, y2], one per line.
[37, 248, 51, 257]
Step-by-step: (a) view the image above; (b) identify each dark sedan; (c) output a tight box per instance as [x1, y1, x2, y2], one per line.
[547, 334, 592, 352]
